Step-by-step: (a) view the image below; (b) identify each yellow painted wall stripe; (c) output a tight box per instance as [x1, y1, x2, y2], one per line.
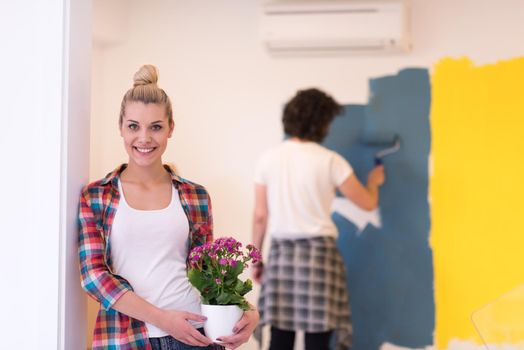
[430, 57, 524, 348]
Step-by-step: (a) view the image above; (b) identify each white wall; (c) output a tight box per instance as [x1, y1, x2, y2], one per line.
[91, 0, 524, 234]
[0, 2, 63, 348]
[90, 1, 524, 349]
[0, 1, 90, 349]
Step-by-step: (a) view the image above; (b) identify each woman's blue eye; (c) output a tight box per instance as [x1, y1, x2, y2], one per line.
[128, 124, 138, 130]
[151, 125, 162, 131]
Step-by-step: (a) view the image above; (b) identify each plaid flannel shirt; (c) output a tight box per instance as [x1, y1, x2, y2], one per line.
[78, 164, 213, 349]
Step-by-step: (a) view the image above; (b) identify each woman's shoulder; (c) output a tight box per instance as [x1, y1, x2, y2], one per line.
[80, 180, 112, 204]
[258, 141, 290, 160]
[171, 173, 209, 195]
[309, 142, 346, 159]
[82, 178, 106, 191]
[81, 166, 122, 196]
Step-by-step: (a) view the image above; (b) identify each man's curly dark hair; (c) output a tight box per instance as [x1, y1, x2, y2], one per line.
[282, 88, 342, 143]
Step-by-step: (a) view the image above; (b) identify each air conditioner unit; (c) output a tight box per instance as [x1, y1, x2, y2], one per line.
[260, 0, 411, 54]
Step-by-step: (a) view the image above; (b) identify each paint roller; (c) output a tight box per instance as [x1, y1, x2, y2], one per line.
[360, 133, 401, 165]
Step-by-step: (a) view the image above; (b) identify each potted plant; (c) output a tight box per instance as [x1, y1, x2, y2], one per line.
[188, 236, 261, 342]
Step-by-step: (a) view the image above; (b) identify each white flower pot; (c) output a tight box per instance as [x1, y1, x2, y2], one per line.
[201, 304, 243, 342]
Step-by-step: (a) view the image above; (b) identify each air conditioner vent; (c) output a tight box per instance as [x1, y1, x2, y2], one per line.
[260, 0, 411, 54]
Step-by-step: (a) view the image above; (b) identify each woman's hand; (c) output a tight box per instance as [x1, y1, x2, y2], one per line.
[252, 262, 264, 284]
[216, 308, 260, 349]
[159, 310, 213, 347]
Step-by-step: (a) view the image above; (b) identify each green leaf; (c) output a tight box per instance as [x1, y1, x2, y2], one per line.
[238, 299, 249, 311]
[229, 294, 243, 304]
[239, 279, 253, 296]
[225, 276, 236, 287]
[234, 280, 244, 293]
[230, 261, 243, 278]
[188, 269, 205, 292]
[216, 292, 232, 305]
[201, 295, 212, 305]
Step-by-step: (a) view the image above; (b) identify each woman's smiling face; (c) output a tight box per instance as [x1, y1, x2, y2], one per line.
[120, 101, 173, 168]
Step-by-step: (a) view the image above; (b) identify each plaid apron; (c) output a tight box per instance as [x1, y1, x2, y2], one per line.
[256, 236, 353, 349]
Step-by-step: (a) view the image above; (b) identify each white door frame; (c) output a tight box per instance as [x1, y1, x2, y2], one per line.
[58, 0, 91, 348]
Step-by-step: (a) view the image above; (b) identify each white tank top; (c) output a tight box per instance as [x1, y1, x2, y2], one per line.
[111, 179, 203, 337]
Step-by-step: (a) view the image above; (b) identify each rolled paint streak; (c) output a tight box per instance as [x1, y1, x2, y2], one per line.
[326, 68, 433, 349]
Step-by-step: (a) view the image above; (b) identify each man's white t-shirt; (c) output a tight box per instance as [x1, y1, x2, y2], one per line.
[254, 139, 353, 239]
[110, 180, 203, 337]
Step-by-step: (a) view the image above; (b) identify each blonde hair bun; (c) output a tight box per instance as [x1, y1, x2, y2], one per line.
[133, 64, 159, 87]
[120, 64, 173, 127]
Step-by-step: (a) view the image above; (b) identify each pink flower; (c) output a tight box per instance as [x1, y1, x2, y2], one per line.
[191, 254, 201, 262]
[249, 250, 262, 264]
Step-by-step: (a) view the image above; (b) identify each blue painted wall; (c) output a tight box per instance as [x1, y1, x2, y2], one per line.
[324, 68, 434, 349]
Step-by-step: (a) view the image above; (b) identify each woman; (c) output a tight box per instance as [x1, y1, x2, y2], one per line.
[79, 65, 258, 350]
[252, 88, 385, 350]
